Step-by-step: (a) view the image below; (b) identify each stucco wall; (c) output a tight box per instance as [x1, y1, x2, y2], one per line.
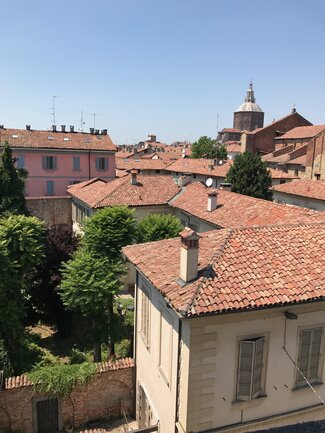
[0, 365, 134, 433]
[273, 191, 325, 211]
[186, 302, 325, 432]
[26, 196, 72, 228]
[173, 208, 218, 232]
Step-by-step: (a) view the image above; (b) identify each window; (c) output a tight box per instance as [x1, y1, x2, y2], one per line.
[96, 157, 108, 171]
[158, 307, 173, 386]
[16, 155, 25, 169]
[140, 288, 150, 349]
[46, 181, 55, 196]
[296, 328, 323, 386]
[42, 156, 57, 170]
[315, 174, 321, 180]
[236, 337, 265, 401]
[73, 156, 80, 171]
[280, 180, 286, 184]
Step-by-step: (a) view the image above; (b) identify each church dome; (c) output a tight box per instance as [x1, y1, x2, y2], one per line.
[235, 82, 263, 113]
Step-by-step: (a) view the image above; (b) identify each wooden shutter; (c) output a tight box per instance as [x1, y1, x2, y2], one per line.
[96, 157, 100, 170]
[104, 158, 108, 170]
[42, 156, 46, 169]
[53, 156, 57, 170]
[309, 328, 323, 381]
[237, 340, 254, 400]
[252, 337, 265, 398]
[297, 330, 312, 383]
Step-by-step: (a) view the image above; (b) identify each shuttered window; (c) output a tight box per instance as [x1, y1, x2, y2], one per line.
[17, 155, 25, 168]
[73, 156, 80, 171]
[237, 337, 265, 401]
[42, 156, 57, 170]
[96, 157, 108, 171]
[46, 181, 55, 196]
[296, 328, 323, 385]
[140, 288, 150, 350]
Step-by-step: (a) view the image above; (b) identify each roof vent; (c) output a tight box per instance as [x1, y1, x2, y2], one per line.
[61, 125, 66, 133]
[70, 125, 75, 133]
[52, 125, 57, 132]
[26, 125, 31, 131]
[179, 228, 201, 283]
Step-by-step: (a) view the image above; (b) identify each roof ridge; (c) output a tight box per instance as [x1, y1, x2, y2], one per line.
[95, 175, 130, 208]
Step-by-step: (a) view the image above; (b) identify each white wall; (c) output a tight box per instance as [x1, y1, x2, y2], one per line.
[273, 191, 325, 211]
[135, 272, 180, 432]
[173, 208, 218, 233]
[186, 302, 325, 432]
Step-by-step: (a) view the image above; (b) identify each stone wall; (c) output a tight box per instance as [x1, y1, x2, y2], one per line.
[26, 196, 72, 229]
[0, 359, 134, 433]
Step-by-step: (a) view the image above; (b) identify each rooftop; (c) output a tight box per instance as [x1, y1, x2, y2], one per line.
[170, 182, 325, 228]
[116, 158, 173, 171]
[123, 223, 325, 317]
[0, 128, 116, 151]
[68, 174, 180, 208]
[273, 180, 325, 201]
[275, 125, 325, 140]
[167, 158, 232, 177]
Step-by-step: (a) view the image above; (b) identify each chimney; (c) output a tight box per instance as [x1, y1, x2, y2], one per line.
[0, 125, 3, 130]
[61, 125, 66, 133]
[101, 129, 108, 135]
[26, 125, 31, 131]
[70, 125, 75, 133]
[148, 134, 156, 143]
[179, 228, 201, 283]
[95, 129, 100, 135]
[207, 190, 217, 212]
[219, 182, 232, 192]
[178, 174, 191, 187]
[52, 125, 57, 132]
[90, 128, 94, 134]
[208, 159, 214, 171]
[292, 107, 296, 113]
[130, 169, 137, 185]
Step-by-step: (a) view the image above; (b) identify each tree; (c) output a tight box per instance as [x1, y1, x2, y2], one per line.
[225, 151, 273, 200]
[191, 136, 227, 160]
[82, 206, 137, 259]
[60, 248, 125, 362]
[137, 213, 184, 243]
[0, 141, 28, 216]
[0, 214, 45, 373]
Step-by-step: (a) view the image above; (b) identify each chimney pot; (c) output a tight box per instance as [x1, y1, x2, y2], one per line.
[0, 125, 4, 130]
[90, 128, 94, 134]
[95, 129, 100, 135]
[61, 125, 66, 132]
[207, 190, 218, 212]
[179, 228, 201, 283]
[26, 125, 31, 131]
[52, 125, 57, 132]
[101, 129, 108, 135]
[70, 125, 75, 133]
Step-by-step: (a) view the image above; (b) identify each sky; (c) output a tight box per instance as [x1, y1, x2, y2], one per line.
[1, 0, 325, 144]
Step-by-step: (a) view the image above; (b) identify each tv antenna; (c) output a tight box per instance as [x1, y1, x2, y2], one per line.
[51, 96, 57, 126]
[80, 110, 86, 132]
[91, 113, 99, 129]
[217, 113, 219, 133]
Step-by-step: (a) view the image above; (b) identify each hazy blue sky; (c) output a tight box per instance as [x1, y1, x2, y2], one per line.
[1, 0, 325, 144]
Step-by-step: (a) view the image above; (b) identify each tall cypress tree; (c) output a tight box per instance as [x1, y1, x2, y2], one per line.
[0, 141, 28, 215]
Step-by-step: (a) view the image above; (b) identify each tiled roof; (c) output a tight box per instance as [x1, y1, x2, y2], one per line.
[220, 128, 241, 133]
[247, 111, 312, 136]
[170, 182, 325, 228]
[273, 180, 325, 201]
[275, 125, 325, 140]
[123, 223, 325, 316]
[0, 128, 116, 151]
[68, 174, 180, 208]
[4, 358, 134, 390]
[167, 159, 232, 177]
[226, 143, 242, 153]
[286, 154, 306, 165]
[267, 169, 298, 179]
[116, 158, 173, 171]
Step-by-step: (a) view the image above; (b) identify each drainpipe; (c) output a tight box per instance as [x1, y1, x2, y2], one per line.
[174, 318, 183, 433]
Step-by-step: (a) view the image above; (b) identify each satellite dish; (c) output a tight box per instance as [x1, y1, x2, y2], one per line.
[182, 154, 185, 158]
[218, 160, 223, 165]
[205, 178, 213, 187]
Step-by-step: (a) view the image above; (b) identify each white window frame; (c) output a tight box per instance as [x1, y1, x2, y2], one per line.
[296, 326, 324, 387]
[236, 335, 267, 401]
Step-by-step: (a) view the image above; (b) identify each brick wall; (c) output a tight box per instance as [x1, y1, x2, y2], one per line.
[0, 359, 134, 433]
[26, 196, 72, 229]
[305, 132, 325, 180]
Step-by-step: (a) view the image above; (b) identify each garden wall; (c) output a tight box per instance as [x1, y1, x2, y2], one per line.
[26, 196, 72, 229]
[0, 358, 134, 433]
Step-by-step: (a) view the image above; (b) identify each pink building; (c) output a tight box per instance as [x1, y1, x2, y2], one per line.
[0, 125, 116, 196]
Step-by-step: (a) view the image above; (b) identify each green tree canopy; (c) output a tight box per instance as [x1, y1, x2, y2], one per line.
[60, 248, 125, 361]
[137, 213, 184, 243]
[191, 136, 227, 160]
[0, 141, 28, 216]
[225, 151, 273, 200]
[82, 206, 137, 259]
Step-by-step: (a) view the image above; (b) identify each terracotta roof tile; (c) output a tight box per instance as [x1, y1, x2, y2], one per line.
[167, 159, 232, 177]
[273, 180, 325, 201]
[267, 169, 299, 179]
[275, 125, 325, 140]
[170, 182, 325, 228]
[116, 158, 173, 171]
[68, 174, 180, 208]
[0, 128, 116, 151]
[123, 223, 325, 316]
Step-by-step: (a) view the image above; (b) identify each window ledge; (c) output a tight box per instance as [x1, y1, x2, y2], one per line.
[292, 381, 323, 391]
[232, 394, 267, 404]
